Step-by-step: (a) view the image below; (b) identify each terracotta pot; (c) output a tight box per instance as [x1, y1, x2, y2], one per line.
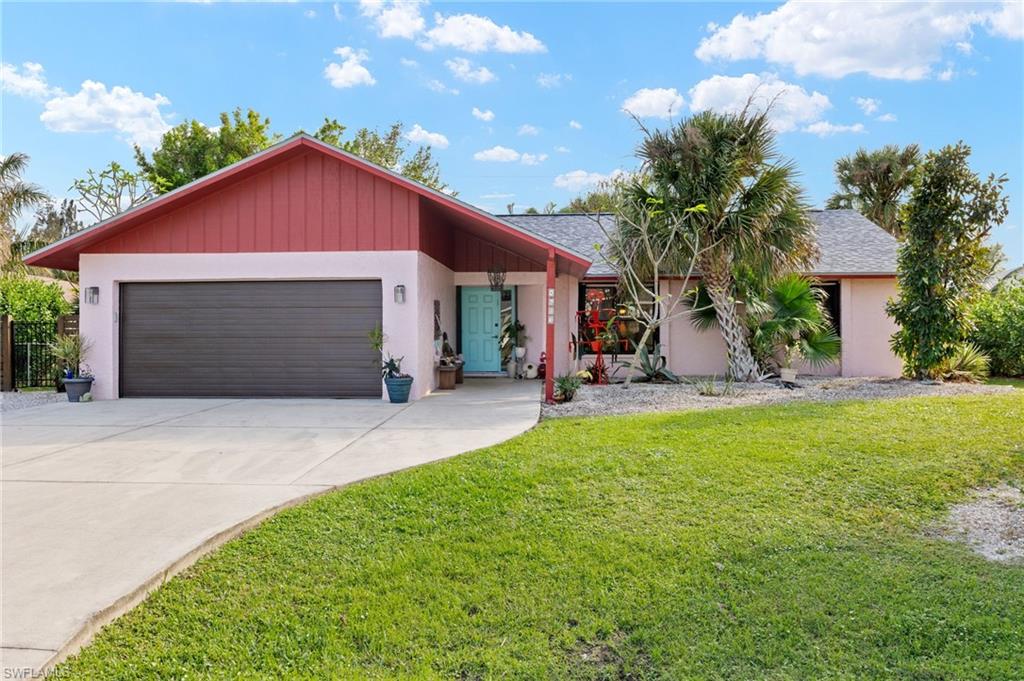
[779, 367, 797, 383]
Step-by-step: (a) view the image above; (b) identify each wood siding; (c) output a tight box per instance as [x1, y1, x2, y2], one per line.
[87, 151, 420, 256]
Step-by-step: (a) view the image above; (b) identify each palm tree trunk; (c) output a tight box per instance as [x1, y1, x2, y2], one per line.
[701, 259, 761, 381]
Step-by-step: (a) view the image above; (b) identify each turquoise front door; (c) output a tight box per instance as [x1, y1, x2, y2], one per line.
[461, 287, 502, 372]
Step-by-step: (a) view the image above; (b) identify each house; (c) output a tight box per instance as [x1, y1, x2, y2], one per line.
[25, 134, 902, 403]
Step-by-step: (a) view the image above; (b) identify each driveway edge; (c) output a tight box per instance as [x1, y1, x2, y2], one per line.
[41, 485, 331, 674]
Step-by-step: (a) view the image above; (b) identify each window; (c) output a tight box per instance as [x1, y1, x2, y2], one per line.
[576, 284, 655, 356]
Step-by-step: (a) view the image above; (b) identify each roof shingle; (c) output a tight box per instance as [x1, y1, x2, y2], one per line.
[502, 209, 898, 278]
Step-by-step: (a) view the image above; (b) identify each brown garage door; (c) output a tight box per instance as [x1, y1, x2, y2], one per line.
[120, 281, 382, 398]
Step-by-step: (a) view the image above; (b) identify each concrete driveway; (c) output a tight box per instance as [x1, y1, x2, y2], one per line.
[1, 379, 539, 676]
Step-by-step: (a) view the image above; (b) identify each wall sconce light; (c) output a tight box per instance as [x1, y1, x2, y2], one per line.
[84, 286, 100, 305]
[394, 284, 406, 304]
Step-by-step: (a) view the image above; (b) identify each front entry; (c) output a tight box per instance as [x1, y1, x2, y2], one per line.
[460, 287, 502, 372]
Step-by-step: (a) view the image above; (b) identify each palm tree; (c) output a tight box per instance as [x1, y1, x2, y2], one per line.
[751, 274, 841, 374]
[1, 153, 49, 272]
[633, 108, 817, 380]
[826, 144, 921, 238]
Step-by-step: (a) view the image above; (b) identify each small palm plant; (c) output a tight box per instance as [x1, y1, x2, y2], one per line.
[752, 274, 840, 381]
[50, 334, 93, 378]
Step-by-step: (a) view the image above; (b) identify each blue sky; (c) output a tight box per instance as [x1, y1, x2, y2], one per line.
[3, 1, 1022, 266]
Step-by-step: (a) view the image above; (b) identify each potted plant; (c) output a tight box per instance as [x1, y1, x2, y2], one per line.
[370, 324, 414, 403]
[382, 354, 414, 403]
[509, 320, 528, 359]
[50, 334, 94, 402]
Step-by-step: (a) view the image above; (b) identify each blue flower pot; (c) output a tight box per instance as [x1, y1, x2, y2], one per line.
[384, 376, 413, 403]
[61, 377, 94, 403]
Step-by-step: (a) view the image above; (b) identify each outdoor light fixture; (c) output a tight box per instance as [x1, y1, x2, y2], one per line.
[84, 286, 100, 305]
[394, 284, 406, 304]
[487, 264, 507, 292]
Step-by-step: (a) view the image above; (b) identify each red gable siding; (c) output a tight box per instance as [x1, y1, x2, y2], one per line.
[84, 149, 420, 255]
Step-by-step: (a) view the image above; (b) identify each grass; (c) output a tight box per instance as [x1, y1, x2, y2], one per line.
[989, 376, 1024, 389]
[59, 395, 1024, 679]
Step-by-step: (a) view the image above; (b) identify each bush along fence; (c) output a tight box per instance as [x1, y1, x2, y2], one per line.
[0, 314, 79, 391]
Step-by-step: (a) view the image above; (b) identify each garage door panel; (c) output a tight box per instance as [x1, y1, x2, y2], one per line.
[120, 281, 383, 398]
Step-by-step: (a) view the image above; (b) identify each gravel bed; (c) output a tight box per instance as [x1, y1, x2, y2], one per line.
[937, 484, 1024, 563]
[1, 390, 66, 412]
[542, 376, 1013, 419]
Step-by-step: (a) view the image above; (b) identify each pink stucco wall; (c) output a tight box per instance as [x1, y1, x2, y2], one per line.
[840, 277, 903, 377]
[416, 253, 456, 393]
[79, 251, 425, 400]
[659, 277, 899, 378]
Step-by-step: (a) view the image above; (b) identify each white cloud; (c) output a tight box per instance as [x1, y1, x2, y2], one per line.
[938, 65, 955, 81]
[324, 47, 375, 88]
[554, 145, 570, 153]
[400, 57, 419, 68]
[695, 1, 1023, 80]
[472, 107, 494, 121]
[359, 0, 425, 39]
[405, 123, 449, 149]
[517, 123, 539, 136]
[803, 121, 866, 137]
[854, 97, 880, 115]
[421, 12, 546, 53]
[621, 87, 684, 119]
[332, 3, 343, 21]
[474, 145, 521, 162]
[426, 79, 459, 95]
[988, 0, 1023, 39]
[553, 169, 624, 192]
[877, 113, 898, 122]
[955, 41, 974, 55]
[1, 61, 64, 100]
[304, 9, 316, 19]
[40, 80, 171, 148]
[520, 152, 547, 166]
[568, 119, 582, 130]
[536, 72, 571, 88]
[445, 57, 496, 84]
[687, 73, 830, 133]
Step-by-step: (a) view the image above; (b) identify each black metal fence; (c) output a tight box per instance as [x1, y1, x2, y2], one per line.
[11, 320, 59, 389]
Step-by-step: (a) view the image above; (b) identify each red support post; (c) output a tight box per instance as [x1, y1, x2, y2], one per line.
[544, 249, 556, 403]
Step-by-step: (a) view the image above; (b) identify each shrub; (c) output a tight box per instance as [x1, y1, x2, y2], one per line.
[933, 343, 990, 383]
[970, 281, 1024, 376]
[0, 275, 71, 321]
[553, 374, 583, 402]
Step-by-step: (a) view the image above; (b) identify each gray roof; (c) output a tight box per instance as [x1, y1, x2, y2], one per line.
[502, 209, 898, 278]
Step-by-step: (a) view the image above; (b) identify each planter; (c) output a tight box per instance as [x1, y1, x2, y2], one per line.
[525, 363, 538, 379]
[506, 361, 517, 378]
[384, 376, 414, 403]
[779, 367, 797, 383]
[514, 346, 527, 360]
[61, 377, 94, 403]
[438, 366, 457, 390]
[589, 340, 602, 352]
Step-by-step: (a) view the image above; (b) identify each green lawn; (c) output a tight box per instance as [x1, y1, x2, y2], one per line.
[990, 376, 1024, 389]
[60, 395, 1024, 679]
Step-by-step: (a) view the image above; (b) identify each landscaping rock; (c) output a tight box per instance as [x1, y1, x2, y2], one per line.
[1, 391, 66, 412]
[542, 376, 1012, 419]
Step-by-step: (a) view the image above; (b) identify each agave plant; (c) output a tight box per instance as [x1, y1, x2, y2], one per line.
[752, 274, 841, 373]
[933, 343, 990, 383]
[617, 344, 679, 383]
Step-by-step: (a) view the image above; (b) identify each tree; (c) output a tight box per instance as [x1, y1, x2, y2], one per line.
[331, 122, 450, 194]
[0, 275, 71, 321]
[826, 145, 921, 238]
[28, 199, 83, 244]
[750, 274, 841, 375]
[139, 110, 451, 195]
[633, 108, 817, 380]
[970, 280, 1024, 378]
[560, 189, 617, 213]
[71, 162, 154, 224]
[887, 142, 1009, 379]
[1, 153, 49, 272]
[594, 193, 710, 387]
[135, 108, 279, 193]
